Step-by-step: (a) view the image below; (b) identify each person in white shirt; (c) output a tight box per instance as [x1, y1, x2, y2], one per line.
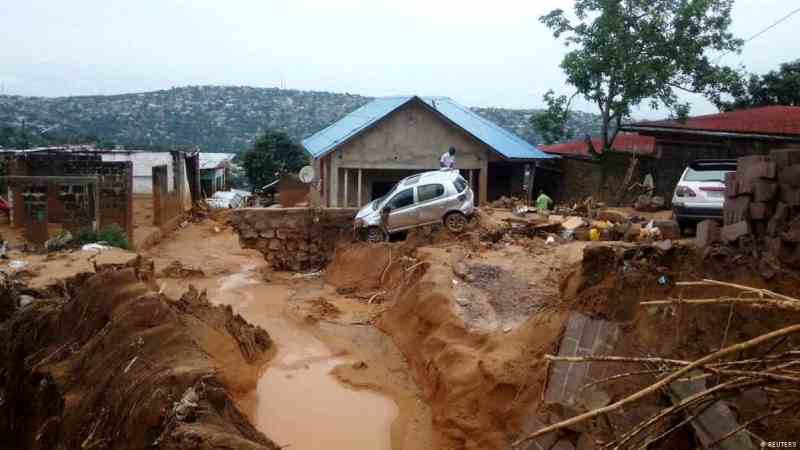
[439, 147, 456, 169]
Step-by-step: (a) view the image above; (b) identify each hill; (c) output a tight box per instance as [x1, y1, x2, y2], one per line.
[0, 86, 601, 151]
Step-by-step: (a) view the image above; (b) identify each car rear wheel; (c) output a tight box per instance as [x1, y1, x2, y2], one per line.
[366, 226, 385, 243]
[444, 212, 468, 233]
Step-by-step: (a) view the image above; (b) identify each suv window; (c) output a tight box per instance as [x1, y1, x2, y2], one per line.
[453, 177, 468, 193]
[387, 188, 414, 209]
[684, 168, 733, 182]
[417, 184, 445, 202]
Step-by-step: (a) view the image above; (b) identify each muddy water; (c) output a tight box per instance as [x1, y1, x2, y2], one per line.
[213, 265, 398, 450]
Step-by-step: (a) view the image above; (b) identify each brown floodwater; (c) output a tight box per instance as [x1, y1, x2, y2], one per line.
[213, 265, 398, 450]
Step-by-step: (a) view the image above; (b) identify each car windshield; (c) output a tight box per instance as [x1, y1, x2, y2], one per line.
[371, 183, 399, 210]
[684, 167, 733, 182]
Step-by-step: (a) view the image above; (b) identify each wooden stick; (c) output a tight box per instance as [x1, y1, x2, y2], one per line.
[675, 279, 799, 303]
[579, 369, 669, 392]
[612, 359, 800, 449]
[513, 324, 800, 447]
[610, 377, 768, 449]
[546, 355, 691, 366]
[706, 399, 800, 448]
[635, 398, 719, 450]
[640, 297, 800, 312]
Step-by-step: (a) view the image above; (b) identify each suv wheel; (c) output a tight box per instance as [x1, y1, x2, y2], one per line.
[444, 212, 468, 233]
[366, 226, 385, 243]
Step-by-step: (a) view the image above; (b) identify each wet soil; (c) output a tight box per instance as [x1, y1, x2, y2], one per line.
[144, 219, 433, 450]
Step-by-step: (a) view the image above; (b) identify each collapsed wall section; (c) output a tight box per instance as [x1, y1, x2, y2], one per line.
[230, 207, 357, 271]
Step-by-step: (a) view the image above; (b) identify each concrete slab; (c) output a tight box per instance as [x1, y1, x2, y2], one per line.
[669, 375, 756, 450]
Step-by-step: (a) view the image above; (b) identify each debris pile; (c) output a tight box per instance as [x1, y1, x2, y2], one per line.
[518, 279, 800, 450]
[711, 149, 800, 269]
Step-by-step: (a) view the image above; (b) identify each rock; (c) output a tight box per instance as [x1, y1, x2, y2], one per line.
[653, 239, 673, 252]
[563, 217, 586, 230]
[695, 220, 721, 248]
[721, 221, 751, 243]
[596, 209, 628, 223]
[652, 220, 681, 240]
[19, 294, 35, 307]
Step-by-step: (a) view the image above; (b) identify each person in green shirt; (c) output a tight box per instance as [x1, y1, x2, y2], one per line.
[535, 190, 553, 211]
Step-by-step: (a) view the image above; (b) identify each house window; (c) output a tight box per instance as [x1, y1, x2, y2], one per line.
[388, 188, 414, 209]
[417, 184, 444, 202]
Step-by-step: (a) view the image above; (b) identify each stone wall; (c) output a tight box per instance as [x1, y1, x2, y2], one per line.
[230, 207, 358, 271]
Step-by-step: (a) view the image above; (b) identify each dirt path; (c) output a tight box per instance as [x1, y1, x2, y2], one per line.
[144, 219, 432, 450]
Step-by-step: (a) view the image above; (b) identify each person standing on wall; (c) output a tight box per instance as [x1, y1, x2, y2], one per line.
[440, 147, 456, 169]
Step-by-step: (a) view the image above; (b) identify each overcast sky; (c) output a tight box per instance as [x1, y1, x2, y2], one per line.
[2, 0, 799, 118]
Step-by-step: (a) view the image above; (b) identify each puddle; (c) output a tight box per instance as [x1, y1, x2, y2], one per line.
[214, 266, 398, 450]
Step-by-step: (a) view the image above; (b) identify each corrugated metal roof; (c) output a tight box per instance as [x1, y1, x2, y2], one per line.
[302, 96, 554, 160]
[199, 152, 237, 170]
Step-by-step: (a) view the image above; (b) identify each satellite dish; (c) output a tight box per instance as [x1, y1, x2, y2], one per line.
[298, 165, 315, 183]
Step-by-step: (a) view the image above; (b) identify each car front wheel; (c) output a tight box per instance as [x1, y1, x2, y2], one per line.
[366, 226, 386, 243]
[444, 212, 468, 233]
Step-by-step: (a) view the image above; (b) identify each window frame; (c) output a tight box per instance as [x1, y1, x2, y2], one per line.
[387, 187, 415, 210]
[416, 183, 445, 203]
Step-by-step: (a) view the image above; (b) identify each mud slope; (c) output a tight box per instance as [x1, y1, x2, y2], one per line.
[0, 266, 278, 450]
[378, 247, 566, 450]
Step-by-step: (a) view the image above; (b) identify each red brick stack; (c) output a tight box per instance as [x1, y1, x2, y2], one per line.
[722, 149, 800, 267]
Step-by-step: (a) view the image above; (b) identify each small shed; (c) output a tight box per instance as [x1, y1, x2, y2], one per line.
[199, 153, 236, 196]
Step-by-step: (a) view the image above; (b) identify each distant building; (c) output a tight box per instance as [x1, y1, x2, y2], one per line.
[542, 106, 800, 204]
[302, 96, 555, 207]
[199, 152, 236, 196]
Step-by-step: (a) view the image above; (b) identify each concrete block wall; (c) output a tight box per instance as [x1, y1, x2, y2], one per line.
[544, 312, 621, 408]
[9, 152, 134, 243]
[152, 165, 182, 227]
[230, 207, 358, 271]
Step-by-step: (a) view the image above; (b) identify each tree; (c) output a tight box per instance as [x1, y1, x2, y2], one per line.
[535, 0, 743, 151]
[242, 131, 307, 190]
[721, 59, 800, 110]
[531, 90, 577, 145]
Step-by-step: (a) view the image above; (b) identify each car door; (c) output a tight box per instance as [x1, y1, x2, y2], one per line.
[384, 187, 417, 232]
[416, 183, 448, 224]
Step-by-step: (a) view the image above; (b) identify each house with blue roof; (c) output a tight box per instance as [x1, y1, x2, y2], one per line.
[302, 95, 554, 206]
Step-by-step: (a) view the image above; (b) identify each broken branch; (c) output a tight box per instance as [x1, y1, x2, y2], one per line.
[513, 324, 800, 447]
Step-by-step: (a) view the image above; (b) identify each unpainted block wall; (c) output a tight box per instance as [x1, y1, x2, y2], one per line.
[556, 153, 643, 205]
[9, 152, 134, 243]
[152, 165, 182, 228]
[230, 208, 358, 271]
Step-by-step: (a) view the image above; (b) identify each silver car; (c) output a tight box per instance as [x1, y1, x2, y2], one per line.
[354, 169, 475, 242]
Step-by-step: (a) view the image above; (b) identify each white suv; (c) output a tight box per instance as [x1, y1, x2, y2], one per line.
[672, 159, 737, 228]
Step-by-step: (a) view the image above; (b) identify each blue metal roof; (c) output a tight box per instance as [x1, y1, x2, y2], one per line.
[302, 96, 554, 160]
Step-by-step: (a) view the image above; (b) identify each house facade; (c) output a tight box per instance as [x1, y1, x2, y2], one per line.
[302, 96, 554, 207]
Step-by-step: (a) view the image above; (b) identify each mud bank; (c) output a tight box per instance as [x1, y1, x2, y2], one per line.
[375, 246, 567, 450]
[0, 262, 277, 450]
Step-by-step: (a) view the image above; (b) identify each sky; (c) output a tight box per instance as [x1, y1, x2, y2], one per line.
[1, 0, 799, 119]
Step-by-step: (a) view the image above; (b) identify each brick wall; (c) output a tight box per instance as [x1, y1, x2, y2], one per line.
[8, 152, 134, 243]
[556, 153, 642, 205]
[230, 207, 358, 271]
